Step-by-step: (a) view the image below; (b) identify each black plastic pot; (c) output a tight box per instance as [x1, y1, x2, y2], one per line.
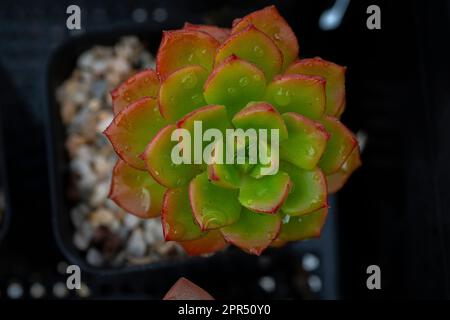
[44, 25, 338, 299]
[44, 25, 214, 275]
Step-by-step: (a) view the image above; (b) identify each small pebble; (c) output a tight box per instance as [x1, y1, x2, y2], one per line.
[126, 229, 146, 258]
[89, 208, 115, 227]
[91, 80, 107, 98]
[74, 231, 90, 250]
[143, 219, 164, 244]
[76, 283, 91, 298]
[258, 276, 276, 293]
[88, 98, 101, 112]
[96, 114, 113, 134]
[307, 275, 322, 293]
[30, 283, 46, 299]
[7, 283, 23, 299]
[86, 248, 103, 266]
[124, 214, 141, 230]
[53, 282, 68, 298]
[89, 182, 110, 207]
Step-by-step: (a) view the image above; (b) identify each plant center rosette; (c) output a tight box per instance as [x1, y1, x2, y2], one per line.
[104, 6, 361, 256]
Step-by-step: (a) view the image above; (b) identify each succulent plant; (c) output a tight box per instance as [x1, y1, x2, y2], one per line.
[104, 5, 361, 256]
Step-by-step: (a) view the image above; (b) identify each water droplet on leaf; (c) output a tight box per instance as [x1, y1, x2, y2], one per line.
[227, 87, 236, 95]
[191, 93, 203, 103]
[140, 188, 151, 212]
[253, 74, 262, 81]
[239, 77, 249, 87]
[253, 45, 264, 57]
[181, 73, 198, 89]
[274, 88, 291, 106]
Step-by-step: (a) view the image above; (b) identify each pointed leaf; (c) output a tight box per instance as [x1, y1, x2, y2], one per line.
[159, 65, 209, 121]
[221, 208, 281, 255]
[280, 113, 329, 170]
[281, 162, 327, 216]
[109, 160, 166, 218]
[104, 97, 167, 170]
[111, 69, 160, 114]
[163, 277, 215, 300]
[231, 5, 299, 70]
[142, 124, 201, 188]
[265, 74, 326, 119]
[215, 25, 282, 80]
[248, 139, 279, 179]
[239, 171, 292, 213]
[278, 207, 328, 242]
[207, 163, 241, 189]
[232, 102, 288, 141]
[327, 146, 361, 193]
[204, 55, 266, 117]
[318, 116, 357, 174]
[183, 23, 230, 43]
[189, 172, 241, 230]
[156, 30, 219, 80]
[285, 57, 346, 116]
[177, 105, 232, 168]
[237, 162, 255, 174]
[180, 230, 228, 256]
[177, 104, 231, 133]
[162, 188, 205, 241]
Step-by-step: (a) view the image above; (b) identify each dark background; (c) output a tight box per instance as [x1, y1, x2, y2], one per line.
[0, 0, 449, 299]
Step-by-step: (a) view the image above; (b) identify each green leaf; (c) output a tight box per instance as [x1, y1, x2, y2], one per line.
[207, 163, 241, 189]
[221, 208, 281, 255]
[204, 55, 266, 117]
[109, 160, 166, 218]
[239, 171, 291, 213]
[141, 124, 201, 188]
[265, 74, 326, 119]
[285, 57, 346, 117]
[278, 207, 328, 242]
[156, 30, 219, 80]
[189, 172, 241, 230]
[159, 65, 209, 121]
[177, 105, 232, 168]
[111, 69, 160, 114]
[162, 188, 205, 241]
[232, 102, 288, 141]
[104, 97, 167, 170]
[327, 146, 361, 193]
[318, 116, 357, 175]
[183, 22, 230, 43]
[231, 5, 299, 70]
[280, 112, 329, 170]
[177, 104, 231, 133]
[281, 162, 327, 216]
[215, 24, 282, 80]
[179, 230, 228, 256]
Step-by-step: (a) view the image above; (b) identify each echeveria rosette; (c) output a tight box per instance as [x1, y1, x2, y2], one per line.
[104, 5, 361, 256]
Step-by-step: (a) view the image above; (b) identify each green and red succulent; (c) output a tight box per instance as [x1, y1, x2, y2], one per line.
[104, 5, 361, 256]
